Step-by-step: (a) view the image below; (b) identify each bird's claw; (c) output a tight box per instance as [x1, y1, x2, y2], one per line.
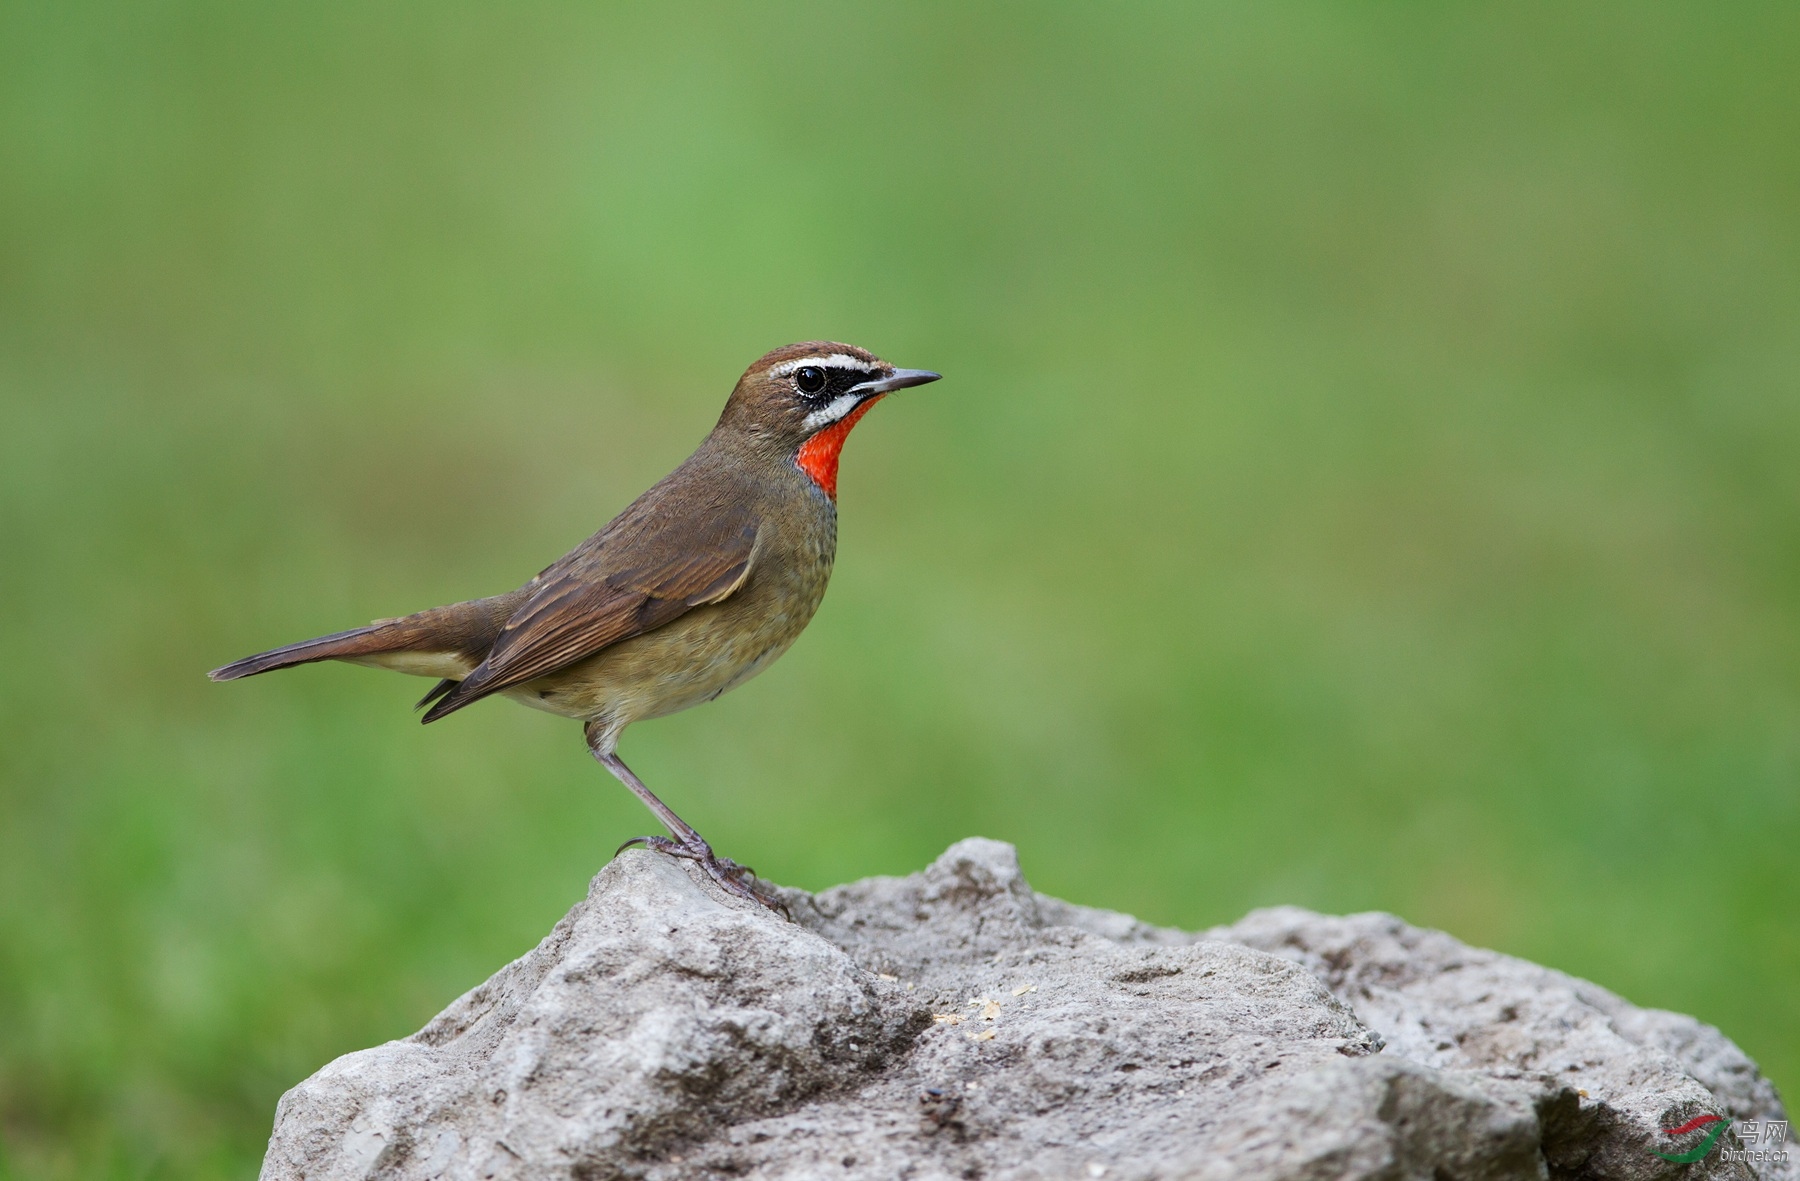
[614, 836, 788, 917]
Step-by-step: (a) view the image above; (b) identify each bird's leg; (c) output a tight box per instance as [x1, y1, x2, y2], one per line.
[588, 742, 781, 912]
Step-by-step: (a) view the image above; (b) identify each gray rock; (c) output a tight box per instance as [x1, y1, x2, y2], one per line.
[261, 839, 1793, 1181]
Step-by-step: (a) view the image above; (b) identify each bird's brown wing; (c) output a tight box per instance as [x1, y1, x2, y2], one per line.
[420, 497, 759, 722]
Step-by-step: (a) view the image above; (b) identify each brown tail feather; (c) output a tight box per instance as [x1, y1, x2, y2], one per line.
[208, 591, 529, 684]
[209, 621, 420, 681]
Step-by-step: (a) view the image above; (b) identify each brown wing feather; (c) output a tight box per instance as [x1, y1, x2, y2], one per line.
[420, 489, 759, 722]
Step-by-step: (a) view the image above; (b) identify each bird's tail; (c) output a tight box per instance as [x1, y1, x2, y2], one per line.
[207, 592, 525, 683]
[208, 621, 418, 681]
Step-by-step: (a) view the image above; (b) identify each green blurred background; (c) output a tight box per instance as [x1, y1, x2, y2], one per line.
[3, 2, 1797, 1175]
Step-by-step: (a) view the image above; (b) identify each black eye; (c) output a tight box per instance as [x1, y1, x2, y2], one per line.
[794, 366, 827, 395]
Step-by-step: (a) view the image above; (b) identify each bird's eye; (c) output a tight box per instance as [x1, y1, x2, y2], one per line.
[794, 366, 827, 395]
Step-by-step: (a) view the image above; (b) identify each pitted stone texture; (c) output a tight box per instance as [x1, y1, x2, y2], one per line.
[1210, 906, 1793, 1180]
[261, 839, 1791, 1181]
[260, 853, 925, 1180]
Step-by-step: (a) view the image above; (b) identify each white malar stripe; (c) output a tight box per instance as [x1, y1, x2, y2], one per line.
[800, 393, 864, 431]
[769, 354, 872, 378]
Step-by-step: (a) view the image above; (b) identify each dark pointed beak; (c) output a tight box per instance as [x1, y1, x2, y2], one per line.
[856, 368, 941, 395]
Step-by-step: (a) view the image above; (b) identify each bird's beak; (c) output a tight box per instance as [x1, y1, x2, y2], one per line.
[854, 368, 942, 395]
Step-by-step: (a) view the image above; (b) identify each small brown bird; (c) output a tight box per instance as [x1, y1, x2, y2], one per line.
[211, 342, 940, 908]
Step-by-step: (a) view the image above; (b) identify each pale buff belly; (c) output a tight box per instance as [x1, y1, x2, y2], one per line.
[500, 552, 834, 741]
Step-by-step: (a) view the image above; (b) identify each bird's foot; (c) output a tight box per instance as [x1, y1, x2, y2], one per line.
[614, 835, 788, 916]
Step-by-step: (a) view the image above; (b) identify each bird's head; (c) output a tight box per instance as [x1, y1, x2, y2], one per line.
[717, 341, 941, 499]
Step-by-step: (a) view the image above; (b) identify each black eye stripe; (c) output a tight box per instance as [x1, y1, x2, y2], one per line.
[824, 368, 872, 397]
[793, 365, 880, 400]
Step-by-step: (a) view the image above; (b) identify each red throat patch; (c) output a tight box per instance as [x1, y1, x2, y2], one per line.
[795, 395, 883, 500]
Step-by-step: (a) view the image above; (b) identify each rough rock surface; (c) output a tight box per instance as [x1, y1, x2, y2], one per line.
[262, 839, 1792, 1181]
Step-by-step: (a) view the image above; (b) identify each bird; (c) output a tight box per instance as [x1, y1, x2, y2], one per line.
[210, 342, 941, 909]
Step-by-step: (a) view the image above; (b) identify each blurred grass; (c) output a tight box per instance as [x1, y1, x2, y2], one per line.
[2, 1, 1798, 1175]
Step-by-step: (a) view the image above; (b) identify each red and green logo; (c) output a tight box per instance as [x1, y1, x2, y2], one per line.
[1654, 1114, 1729, 1163]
